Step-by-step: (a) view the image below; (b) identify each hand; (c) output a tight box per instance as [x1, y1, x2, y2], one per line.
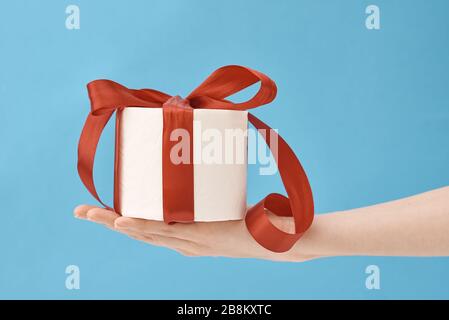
[73, 205, 321, 262]
[74, 187, 449, 261]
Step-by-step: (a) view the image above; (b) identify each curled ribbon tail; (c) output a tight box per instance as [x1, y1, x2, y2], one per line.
[246, 114, 314, 253]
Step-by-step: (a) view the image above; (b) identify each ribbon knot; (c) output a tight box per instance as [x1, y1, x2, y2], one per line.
[163, 95, 192, 109]
[77, 65, 314, 253]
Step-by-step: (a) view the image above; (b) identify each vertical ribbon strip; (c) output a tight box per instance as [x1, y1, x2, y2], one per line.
[162, 96, 195, 223]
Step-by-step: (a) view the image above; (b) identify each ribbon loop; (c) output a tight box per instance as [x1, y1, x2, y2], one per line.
[87, 79, 170, 115]
[77, 65, 314, 253]
[187, 65, 277, 110]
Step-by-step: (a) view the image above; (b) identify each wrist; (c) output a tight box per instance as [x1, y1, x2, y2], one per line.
[288, 211, 350, 260]
[257, 210, 352, 262]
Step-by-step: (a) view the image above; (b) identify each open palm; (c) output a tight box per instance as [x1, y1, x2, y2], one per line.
[74, 205, 319, 262]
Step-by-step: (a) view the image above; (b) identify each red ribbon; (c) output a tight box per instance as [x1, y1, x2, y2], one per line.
[162, 96, 195, 223]
[77, 65, 314, 253]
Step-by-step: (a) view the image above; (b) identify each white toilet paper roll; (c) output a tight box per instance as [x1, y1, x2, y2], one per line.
[117, 107, 248, 221]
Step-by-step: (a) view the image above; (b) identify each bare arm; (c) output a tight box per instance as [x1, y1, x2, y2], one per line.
[296, 186, 449, 258]
[74, 186, 449, 262]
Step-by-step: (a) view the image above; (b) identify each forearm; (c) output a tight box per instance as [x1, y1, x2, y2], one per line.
[76, 186, 449, 262]
[290, 186, 449, 259]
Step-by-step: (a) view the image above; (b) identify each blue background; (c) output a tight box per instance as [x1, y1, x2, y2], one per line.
[1, 0, 448, 299]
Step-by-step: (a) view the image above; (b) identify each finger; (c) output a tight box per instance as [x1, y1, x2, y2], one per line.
[119, 229, 152, 242]
[176, 249, 198, 257]
[114, 227, 196, 252]
[99, 221, 155, 243]
[73, 204, 97, 219]
[86, 208, 120, 228]
[126, 232, 150, 242]
[136, 233, 195, 252]
[114, 217, 195, 239]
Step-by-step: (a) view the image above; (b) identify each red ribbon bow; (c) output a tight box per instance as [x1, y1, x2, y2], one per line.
[77, 65, 314, 253]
